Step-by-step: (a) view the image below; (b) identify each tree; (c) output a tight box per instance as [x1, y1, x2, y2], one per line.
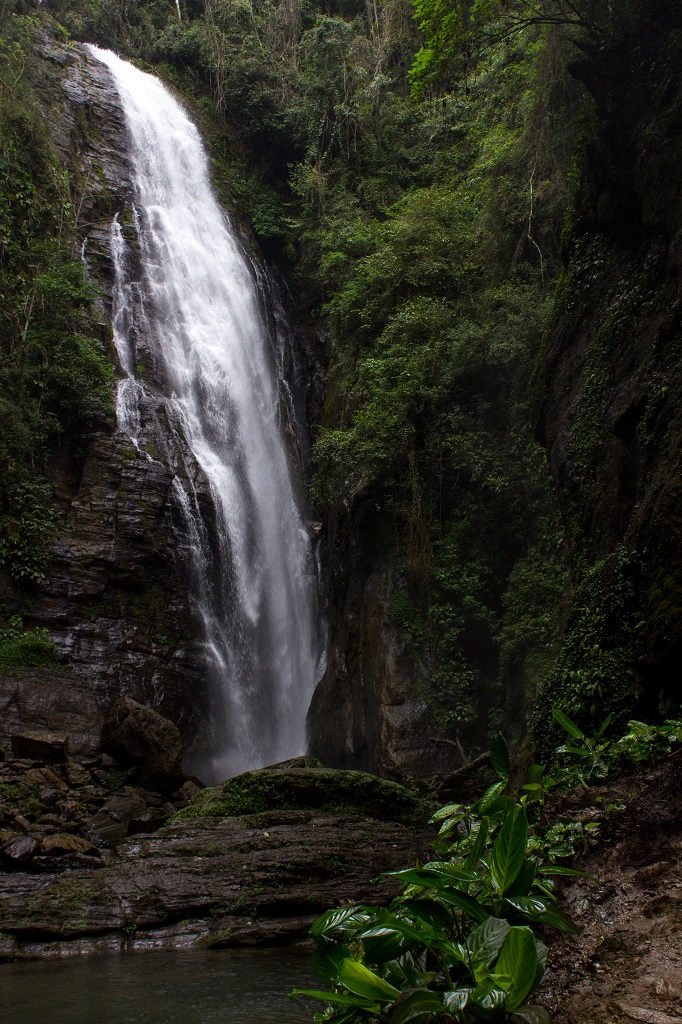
[408, 0, 638, 98]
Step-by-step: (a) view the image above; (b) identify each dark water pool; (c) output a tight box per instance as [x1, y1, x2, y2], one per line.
[0, 949, 317, 1024]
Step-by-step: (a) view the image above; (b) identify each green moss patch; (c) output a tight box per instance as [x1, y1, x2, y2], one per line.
[172, 766, 434, 826]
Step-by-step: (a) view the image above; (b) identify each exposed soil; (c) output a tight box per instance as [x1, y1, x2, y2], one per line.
[539, 753, 682, 1023]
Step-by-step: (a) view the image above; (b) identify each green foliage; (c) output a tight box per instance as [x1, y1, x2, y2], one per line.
[172, 766, 433, 825]
[532, 548, 641, 758]
[291, 735, 584, 1022]
[0, 13, 114, 589]
[0, 614, 58, 668]
[550, 705, 682, 784]
[408, 0, 643, 99]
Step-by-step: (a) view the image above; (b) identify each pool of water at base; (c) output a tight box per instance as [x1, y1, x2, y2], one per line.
[0, 948, 318, 1024]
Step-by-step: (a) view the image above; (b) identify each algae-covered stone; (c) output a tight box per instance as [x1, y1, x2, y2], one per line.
[172, 765, 433, 825]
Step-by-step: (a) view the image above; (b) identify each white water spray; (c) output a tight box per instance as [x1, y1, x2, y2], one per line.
[89, 47, 322, 782]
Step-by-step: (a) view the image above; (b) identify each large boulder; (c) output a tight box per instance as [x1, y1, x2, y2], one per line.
[173, 762, 434, 825]
[101, 698, 184, 793]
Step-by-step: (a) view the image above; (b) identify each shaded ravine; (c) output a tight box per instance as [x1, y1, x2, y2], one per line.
[89, 47, 324, 782]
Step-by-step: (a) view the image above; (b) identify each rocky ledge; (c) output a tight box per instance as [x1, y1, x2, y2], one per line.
[0, 757, 434, 960]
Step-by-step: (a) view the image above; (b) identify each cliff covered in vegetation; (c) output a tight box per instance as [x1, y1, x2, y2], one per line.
[0, 0, 680, 778]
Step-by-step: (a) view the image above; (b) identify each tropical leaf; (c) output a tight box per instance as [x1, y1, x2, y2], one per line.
[537, 901, 581, 935]
[503, 896, 547, 917]
[490, 804, 529, 896]
[538, 865, 594, 879]
[466, 916, 511, 967]
[490, 732, 510, 780]
[437, 886, 489, 923]
[430, 803, 464, 822]
[310, 906, 370, 938]
[494, 926, 538, 1011]
[289, 988, 380, 1011]
[443, 988, 472, 1013]
[470, 978, 507, 1010]
[551, 707, 584, 740]
[388, 989, 445, 1023]
[465, 817, 490, 872]
[361, 927, 416, 964]
[504, 857, 537, 898]
[472, 780, 507, 814]
[400, 898, 453, 931]
[312, 936, 350, 984]
[338, 958, 403, 1002]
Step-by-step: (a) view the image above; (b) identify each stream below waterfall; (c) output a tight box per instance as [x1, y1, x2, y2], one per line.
[0, 949, 316, 1023]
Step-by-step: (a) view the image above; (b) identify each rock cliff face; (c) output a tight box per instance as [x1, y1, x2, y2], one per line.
[308, 522, 458, 779]
[533, 0, 682, 719]
[0, 38, 210, 757]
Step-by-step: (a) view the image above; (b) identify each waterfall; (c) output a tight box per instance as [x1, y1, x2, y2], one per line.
[88, 47, 323, 783]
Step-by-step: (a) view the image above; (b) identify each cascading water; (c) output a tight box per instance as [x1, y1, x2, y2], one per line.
[88, 47, 323, 783]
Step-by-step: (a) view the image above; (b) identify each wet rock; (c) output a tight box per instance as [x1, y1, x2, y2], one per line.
[0, 809, 432, 957]
[65, 761, 93, 787]
[0, 670, 103, 759]
[86, 790, 156, 845]
[0, 932, 18, 961]
[24, 767, 69, 792]
[40, 834, 99, 856]
[11, 731, 68, 763]
[128, 809, 171, 836]
[1, 834, 39, 866]
[172, 779, 202, 805]
[174, 764, 434, 825]
[101, 698, 184, 793]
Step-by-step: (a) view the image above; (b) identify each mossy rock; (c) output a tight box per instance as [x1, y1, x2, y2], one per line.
[172, 764, 434, 826]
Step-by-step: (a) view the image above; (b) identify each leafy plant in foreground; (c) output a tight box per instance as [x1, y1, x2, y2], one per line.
[291, 734, 586, 1023]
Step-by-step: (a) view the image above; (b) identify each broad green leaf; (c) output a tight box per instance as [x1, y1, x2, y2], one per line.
[430, 803, 464, 823]
[387, 869, 436, 888]
[557, 744, 592, 759]
[533, 940, 548, 989]
[421, 861, 477, 881]
[440, 940, 469, 967]
[289, 989, 380, 1011]
[503, 896, 547, 918]
[552, 707, 584, 740]
[310, 906, 369, 938]
[538, 901, 581, 935]
[338, 958, 402, 1002]
[366, 912, 428, 944]
[466, 916, 511, 967]
[470, 978, 506, 1010]
[473, 779, 507, 814]
[490, 733, 510, 780]
[388, 989, 445, 1023]
[494, 926, 538, 1011]
[465, 817, 490, 872]
[490, 805, 529, 896]
[312, 936, 350, 984]
[390, 863, 476, 884]
[360, 927, 416, 964]
[512, 1004, 552, 1024]
[443, 989, 472, 1013]
[505, 858, 538, 898]
[400, 898, 453, 931]
[437, 815, 465, 839]
[539, 865, 594, 879]
[437, 886, 489, 923]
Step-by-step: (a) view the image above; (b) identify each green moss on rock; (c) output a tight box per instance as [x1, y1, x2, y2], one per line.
[171, 765, 434, 826]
